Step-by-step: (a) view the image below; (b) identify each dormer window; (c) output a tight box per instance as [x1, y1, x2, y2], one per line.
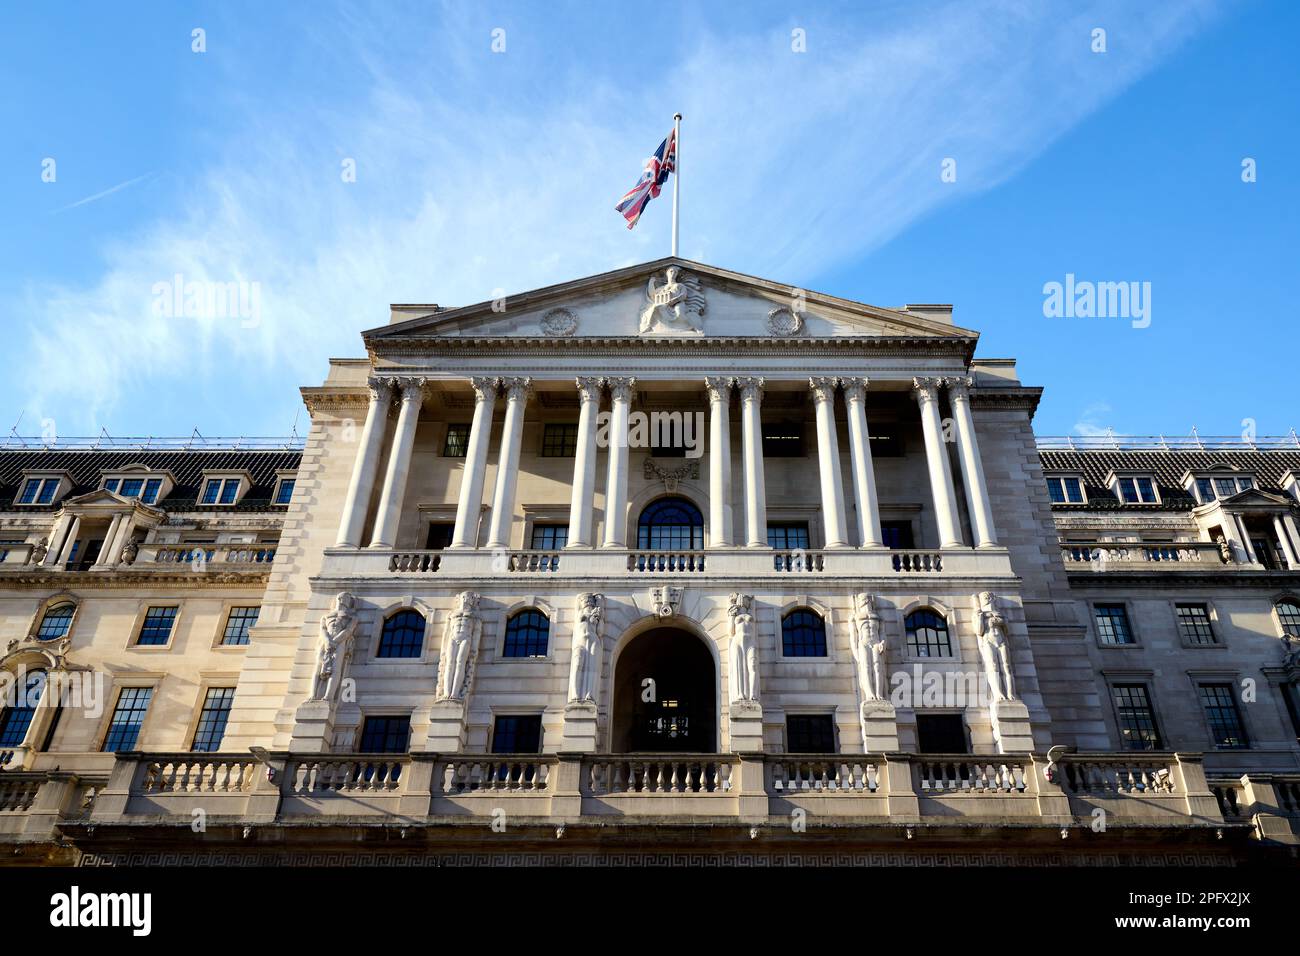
[15, 476, 65, 506]
[104, 476, 164, 504]
[272, 471, 297, 506]
[201, 478, 243, 505]
[1185, 471, 1256, 504]
[1045, 474, 1086, 504]
[1281, 472, 1300, 503]
[1106, 471, 1159, 505]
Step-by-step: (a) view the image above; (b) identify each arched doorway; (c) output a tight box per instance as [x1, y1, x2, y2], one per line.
[611, 626, 716, 753]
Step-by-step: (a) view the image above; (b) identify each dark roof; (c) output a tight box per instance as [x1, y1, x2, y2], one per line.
[0, 449, 302, 512]
[1038, 448, 1300, 511]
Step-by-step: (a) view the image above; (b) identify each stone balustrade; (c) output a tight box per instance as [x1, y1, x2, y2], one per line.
[3, 749, 1281, 852]
[1060, 541, 1228, 571]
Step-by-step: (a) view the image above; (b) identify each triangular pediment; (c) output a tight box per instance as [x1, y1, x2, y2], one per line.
[1221, 487, 1292, 507]
[366, 258, 977, 343]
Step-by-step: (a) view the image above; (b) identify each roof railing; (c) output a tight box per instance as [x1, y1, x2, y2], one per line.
[1037, 430, 1300, 452]
[0, 433, 305, 451]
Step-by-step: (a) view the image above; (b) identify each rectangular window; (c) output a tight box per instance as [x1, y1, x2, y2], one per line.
[916, 713, 969, 754]
[1213, 478, 1238, 498]
[1195, 478, 1215, 502]
[442, 424, 471, 457]
[274, 479, 295, 505]
[201, 480, 221, 504]
[221, 606, 260, 646]
[492, 714, 543, 754]
[142, 478, 163, 503]
[761, 423, 804, 458]
[540, 423, 579, 457]
[103, 478, 121, 494]
[119, 478, 144, 498]
[218, 479, 239, 504]
[1116, 477, 1158, 504]
[767, 522, 810, 550]
[359, 715, 411, 754]
[1094, 604, 1135, 645]
[190, 687, 236, 752]
[1046, 476, 1084, 503]
[1175, 603, 1217, 645]
[36, 479, 59, 504]
[786, 714, 837, 753]
[18, 479, 42, 504]
[1111, 684, 1163, 750]
[425, 523, 455, 550]
[1199, 683, 1248, 749]
[136, 606, 179, 646]
[102, 687, 153, 751]
[881, 521, 915, 550]
[529, 524, 568, 550]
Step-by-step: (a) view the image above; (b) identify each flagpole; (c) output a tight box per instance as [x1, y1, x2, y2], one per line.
[671, 112, 682, 257]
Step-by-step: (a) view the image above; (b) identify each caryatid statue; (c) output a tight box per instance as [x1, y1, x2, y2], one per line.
[727, 593, 760, 703]
[311, 592, 358, 702]
[436, 591, 483, 702]
[568, 592, 605, 704]
[851, 593, 887, 702]
[974, 591, 1016, 701]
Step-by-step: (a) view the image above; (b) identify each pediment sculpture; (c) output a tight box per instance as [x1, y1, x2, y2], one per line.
[639, 266, 705, 335]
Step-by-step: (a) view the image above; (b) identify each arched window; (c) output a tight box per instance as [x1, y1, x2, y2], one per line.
[906, 610, 952, 658]
[502, 609, 550, 658]
[0, 670, 46, 748]
[36, 603, 76, 641]
[637, 497, 704, 550]
[376, 609, 425, 658]
[782, 609, 827, 657]
[1276, 600, 1300, 638]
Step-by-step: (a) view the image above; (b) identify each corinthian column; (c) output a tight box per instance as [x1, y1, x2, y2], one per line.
[369, 378, 426, 548]
[567, 376, 604, 548]
[602, 378, 636, 547]
[913, 377, 962, 549]
[485, 377, 531, 549]
[737, 377, 768, 548]
[704, 376, 734, 547]
[810, 376, 849, 548]
[450, 377, 499, 548]
[335, 377, 393, 547]
[948, 378, 998, 548]
[841, 377, 883, 547]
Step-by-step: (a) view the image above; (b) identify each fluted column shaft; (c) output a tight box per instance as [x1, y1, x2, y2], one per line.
[93, 514, 123, 568]
[602, 378, 636, 548]
[369, 379, 425, 548]
[450, 378, 500, 548]
[567, 377, 604, 548]
[737, 377, 768, 548]
[55, 515, 82, 566]
[841, 378, 883, 547]
[42, 514, 73, 567]
[949, 379, 999, 548]
[914, 377, 963, 549]
[705, 377, 734, 547]
[810, 377, 849, 548]
[336, 378, 394, 547]
[485, 377, 531, 549]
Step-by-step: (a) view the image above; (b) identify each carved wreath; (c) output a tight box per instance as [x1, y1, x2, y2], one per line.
[767, 306, 804, 336]
[540, 308, 579, 336]
[643, 459, 700, 492]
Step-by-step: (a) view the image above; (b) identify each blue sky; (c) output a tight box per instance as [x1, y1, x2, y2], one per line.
[1, 0, 1295, 440]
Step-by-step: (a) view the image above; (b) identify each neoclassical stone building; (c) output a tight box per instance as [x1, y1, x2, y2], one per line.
[1, 259, 1297, 865]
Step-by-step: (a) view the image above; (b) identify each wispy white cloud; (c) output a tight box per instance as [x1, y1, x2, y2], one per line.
[1072, 402, 1116, 438]
[11, 0, 1225, 433]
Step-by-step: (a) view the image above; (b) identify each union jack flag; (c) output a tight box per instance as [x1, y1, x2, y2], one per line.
[615, 127, 677, 229]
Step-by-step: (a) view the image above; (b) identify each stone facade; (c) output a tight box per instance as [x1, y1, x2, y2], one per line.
[1, 258, 1296, 865]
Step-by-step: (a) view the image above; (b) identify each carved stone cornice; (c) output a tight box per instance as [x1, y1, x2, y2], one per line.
[0, 568, 273, 589]
[300, 386, 370, 415]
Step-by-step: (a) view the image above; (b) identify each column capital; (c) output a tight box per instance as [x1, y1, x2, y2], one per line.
[704, 376, 734, 404]
[946, 377, 975, 403]
[575, 376, 605, 404]
[809, 376, 840, 405]
[841, 376, 869, 403]
[735, 376, 765, 403]
[394, 376, 427, 401]
[469, 376, 501, 403]
[607, 377, 637, 403]
[500, 377, 533, 403]
[366, 376, 396, 402]
[912, 376, 951, 404]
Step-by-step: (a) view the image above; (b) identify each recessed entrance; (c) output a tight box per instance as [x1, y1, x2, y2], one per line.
[611, 626, 716, 753]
